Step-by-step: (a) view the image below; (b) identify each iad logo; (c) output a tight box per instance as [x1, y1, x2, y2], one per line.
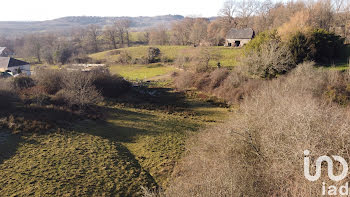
[304, 150, 350, 196]
[304, 150, 348, 182]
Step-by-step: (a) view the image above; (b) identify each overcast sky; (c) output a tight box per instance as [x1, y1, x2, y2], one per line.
[0, 0, 227, 21]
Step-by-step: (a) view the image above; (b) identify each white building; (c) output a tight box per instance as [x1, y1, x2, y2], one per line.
[0, 57, 31, 75]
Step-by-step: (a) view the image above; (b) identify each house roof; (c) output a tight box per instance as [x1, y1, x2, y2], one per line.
[0, 57, 29, 69]
[0, 47, 6, 55]
[226, 28, 255, 39]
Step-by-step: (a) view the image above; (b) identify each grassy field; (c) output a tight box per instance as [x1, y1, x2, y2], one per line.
[0, 45, 237, 196]
[0, 80, 230, 196]
[90, 45, 242, 68]
[109, 64, 177, 80]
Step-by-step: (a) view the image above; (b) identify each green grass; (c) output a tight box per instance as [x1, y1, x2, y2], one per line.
[0, 88, 230, 196]
[109, 63, 177, 80]
[329, 65, 349, 71]
[209, 46, 243, 67]
[89, 45, 190, 63]
[89, 45, 242, 68]
[0, 131, 156, 196]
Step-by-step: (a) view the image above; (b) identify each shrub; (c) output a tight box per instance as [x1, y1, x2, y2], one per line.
[288, 31, 309, 64]
[147, 47, 161, 63]
[12, 76, 35, 90]
[117, 50, 132, 64]
[242, 41, 295, 78]
[288, 29, 345, 64]
[61, 71, 103, 109]
[215, 69, 260, 103]
[193, 72, 211, 90]
[306, 29, 345, 63]
[21, 86, 50, 105]
[174, 72, 194, 91]
[244, 29, 280, 52]
[208, 68, 229, 89]
[91, 68, 131, 98]
[34, 68, 64, 94]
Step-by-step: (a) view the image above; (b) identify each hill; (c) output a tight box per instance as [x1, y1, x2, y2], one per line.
[0, 15, 185, 36]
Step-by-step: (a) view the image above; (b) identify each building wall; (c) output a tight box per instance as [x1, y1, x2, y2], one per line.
[6, 65, 31, 75]
[225, 39, 251, 47]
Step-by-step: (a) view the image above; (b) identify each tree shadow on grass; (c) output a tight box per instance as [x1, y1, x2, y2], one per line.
[0, 129, 22, 165]
[73, 119, 160, 190]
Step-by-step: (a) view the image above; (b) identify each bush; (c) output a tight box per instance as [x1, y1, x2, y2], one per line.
[244, 29, 280, 52]
[175, 48, 214, 72]
[306, 29, 345, 63]
[215, 69, 260, 103]
[12, 76, 35, 90]
[288, 29, 345, 64]
[173, 67, 260, 104]
[174, 72, 194, 91]
[242, 41, 295, 78]
[208, 68, 229, 89]
[147, 47, 161, 63]
[60, 71, 103, 109]
[21, 86, 50, 105]
[34, 68, 64, 94]
[91, 68, 131, 98]
[288, 31, 309, 64]
[117, 50, 132, 64]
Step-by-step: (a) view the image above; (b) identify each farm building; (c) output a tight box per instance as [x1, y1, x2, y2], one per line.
[0, 47, 15, 57]
[225, 28, 255, 47]
[0, 57, 31, 75]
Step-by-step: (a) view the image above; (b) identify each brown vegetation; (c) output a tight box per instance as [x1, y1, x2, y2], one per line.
[162, 62, 350, 197]
[174, 66, 260, 104]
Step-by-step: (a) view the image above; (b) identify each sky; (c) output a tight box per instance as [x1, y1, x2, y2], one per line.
[0, 0, 227, 21]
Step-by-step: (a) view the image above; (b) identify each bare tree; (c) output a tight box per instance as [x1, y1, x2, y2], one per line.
[219, 0, 236, 25]
[149, 25, 169, 45]
[190, 19, 209, 46]
[85, 25, 100, 53]
[103, 25, 118, 49]
[141, 31, 150, 44]
[207, 19, 226, 46]
[220, 0, 261, 28]
[115, 19, 131, 48]
[307, 0, 334, 30]
[24, 34, 42, 62]
[171, 18, 194, 45]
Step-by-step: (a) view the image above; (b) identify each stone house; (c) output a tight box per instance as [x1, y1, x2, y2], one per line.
[225, 28, 255, 47]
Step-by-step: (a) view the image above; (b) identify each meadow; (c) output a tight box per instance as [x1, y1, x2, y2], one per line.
[0, 51, 231, 196]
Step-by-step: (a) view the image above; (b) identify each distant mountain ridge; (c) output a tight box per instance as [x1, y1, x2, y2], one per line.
[0, 15, 185, 36]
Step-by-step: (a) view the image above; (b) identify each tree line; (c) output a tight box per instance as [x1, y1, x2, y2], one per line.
[0, 0, 349, 65]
